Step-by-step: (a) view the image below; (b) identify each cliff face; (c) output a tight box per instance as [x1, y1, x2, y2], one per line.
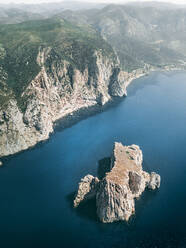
[74, 142, 161, 223]
[96, 143, 153, 223]
[1, 13, 183, 159]
[0, 46, 127, 157]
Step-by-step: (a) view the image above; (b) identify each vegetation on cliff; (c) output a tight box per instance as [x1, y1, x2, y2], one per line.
[59, 4, 186, 71]
[0, 18, 117, 111]
[1, 2, 186, 158]
[1, 3, 186, 109]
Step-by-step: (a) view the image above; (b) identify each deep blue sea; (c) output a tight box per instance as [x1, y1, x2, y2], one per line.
[1, 71, 186, 248]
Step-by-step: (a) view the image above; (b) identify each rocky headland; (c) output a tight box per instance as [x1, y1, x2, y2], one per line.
[0, 43, 151, 159]
[74, 142, 160, 223]
[0, 18, 129, 159]
[0, 14, 185, 159]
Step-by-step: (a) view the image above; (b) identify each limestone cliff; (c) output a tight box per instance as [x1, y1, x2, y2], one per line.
[0, 46, 128, 157]
[0, 18, 162, 159]
[0, 17, 167, 159]
[74, 142, 161, 223]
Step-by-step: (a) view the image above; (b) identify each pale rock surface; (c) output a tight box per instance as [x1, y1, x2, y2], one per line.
[148, 172, 161, 190]
[74, 175, 99, 208]
[74, 142, 161, 223]
[0, 48, 128, 158]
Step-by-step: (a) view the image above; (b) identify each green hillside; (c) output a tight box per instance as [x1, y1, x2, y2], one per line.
[59, 5, 186, 71]
[0, 18, 116, 109]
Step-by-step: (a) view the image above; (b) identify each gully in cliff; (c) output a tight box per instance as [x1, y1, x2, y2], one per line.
[74, 142, 161, 223]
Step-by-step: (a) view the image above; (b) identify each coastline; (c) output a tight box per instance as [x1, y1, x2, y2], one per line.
[54, 97, 124, 132]
[54, 65, 186, 132]
[1, 65, 185, 161]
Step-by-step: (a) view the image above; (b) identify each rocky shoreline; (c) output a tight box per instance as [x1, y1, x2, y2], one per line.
[0, 57, 148, 159]
[0, 61, 185, 159]
[74, 142, 161, 223]
[54, 64, 186, 133]
[53, 65, 186, 132]
[54, 96, 123, 131]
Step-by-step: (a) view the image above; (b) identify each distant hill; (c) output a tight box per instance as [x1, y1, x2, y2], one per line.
[1, 2, 186, 157]
[0, 1, 106, 20]
[0, 8, 44, 24]
[0, 17, 116, 108]
[57, 4, 186, 70]
[126, 1, 186, 9]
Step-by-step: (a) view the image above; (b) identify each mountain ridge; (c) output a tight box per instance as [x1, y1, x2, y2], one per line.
[0, 3, 186, 158]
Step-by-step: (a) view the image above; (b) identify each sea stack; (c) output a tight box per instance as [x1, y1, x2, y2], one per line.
[74, 142, 161, 223]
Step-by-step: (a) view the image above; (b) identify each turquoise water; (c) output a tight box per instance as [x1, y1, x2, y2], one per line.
[1, 71, 186, 247]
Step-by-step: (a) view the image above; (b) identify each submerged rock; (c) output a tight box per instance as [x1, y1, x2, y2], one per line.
[74, 142, 161, 223]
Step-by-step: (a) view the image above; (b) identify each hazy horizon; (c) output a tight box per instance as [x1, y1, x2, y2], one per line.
[0, 0, 186, 5]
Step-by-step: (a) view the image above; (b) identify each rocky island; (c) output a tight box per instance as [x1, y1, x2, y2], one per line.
[74, 142, 160, 223]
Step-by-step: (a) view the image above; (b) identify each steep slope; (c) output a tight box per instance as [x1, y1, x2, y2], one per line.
[0, 8, 44, 24]
[74, 142, 161, 223]
[59, 5, 186, 71]
[0, 18, 127, 157]
[1, 3, 186, 158]
[0, 2, 106, 20]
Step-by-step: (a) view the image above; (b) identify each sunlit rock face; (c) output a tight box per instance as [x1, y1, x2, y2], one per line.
[0, 47, 128, 158]
[74, 175, 99, 208]
[74, 142, 161, 223]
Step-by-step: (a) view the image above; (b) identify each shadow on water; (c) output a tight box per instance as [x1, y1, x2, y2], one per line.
[66, 192, 98, 222]
[129, 189, 159, 227]
[1, 98, 124, 165]
[54, 97, 124, 132]
[1, 72, 164, 165]
[1, 97, 125, 165]
[97, 157, 111, 179]
[1, 138, 51, 165]
[54, 71, 169, 134]
[66, 180, 158, 226]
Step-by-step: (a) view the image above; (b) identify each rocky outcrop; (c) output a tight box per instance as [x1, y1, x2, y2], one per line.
[0, 44, 154, 159]
[74, 175, 99, 208]
[0, 48, 128, 158]
[74, 142, 161, 223]
[148, 172, 161, 190]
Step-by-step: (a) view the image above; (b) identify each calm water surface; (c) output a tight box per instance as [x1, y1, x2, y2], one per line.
[1, 71, 186, 248]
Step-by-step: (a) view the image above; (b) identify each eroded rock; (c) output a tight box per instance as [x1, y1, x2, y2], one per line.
[96, 178, 135, 223]
[0, 48, 128, 158]
[148, 172, 161, 190]
[74, 175, 99, 208]
[74, 142, 161, 223]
